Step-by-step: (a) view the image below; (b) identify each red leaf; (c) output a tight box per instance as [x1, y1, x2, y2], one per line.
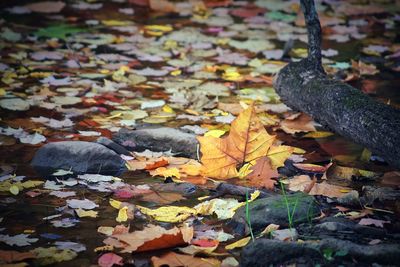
[98, 253, 123, 267]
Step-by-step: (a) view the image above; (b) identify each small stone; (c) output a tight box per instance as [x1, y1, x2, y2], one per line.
[221, 257, 239, 267]
[112, 127, 198, 158]
[96, 137, 131, 155]
[337, 190, 360, 206]
[271, 228, 298, 241]
[314, 221, 355, 232]
[31, 141, 127, 177]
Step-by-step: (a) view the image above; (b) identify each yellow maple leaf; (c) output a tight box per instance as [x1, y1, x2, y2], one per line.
[267, 145, 294, 168]
[137, 206, 196, 223]
[197, 104, 275, 179]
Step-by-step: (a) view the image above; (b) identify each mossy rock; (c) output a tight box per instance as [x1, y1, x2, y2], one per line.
[229, 192, 319, 235]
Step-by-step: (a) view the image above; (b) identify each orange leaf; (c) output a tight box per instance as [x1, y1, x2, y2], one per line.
[0, 250, 35, 263]
[106, 224, 193, 253]
[197, 104, 275, 179]
[151, 252, 220, 267]
[145, 158, 169, 170]
[246, 157, 278, 189]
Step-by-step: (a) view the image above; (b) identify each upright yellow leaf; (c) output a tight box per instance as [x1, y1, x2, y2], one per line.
[116, 207, 128, 222]
[197, 104, 275, 179]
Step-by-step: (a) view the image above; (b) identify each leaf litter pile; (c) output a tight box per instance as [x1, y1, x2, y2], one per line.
[0, 0, 400, 266]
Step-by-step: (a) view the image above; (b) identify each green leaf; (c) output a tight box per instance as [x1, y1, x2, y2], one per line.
[34, 24, 86, 40]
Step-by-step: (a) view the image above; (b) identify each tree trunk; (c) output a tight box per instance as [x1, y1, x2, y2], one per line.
[274, 0, 400, 169]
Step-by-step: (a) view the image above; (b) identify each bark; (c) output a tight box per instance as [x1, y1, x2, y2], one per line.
[274, 0, 400, 169]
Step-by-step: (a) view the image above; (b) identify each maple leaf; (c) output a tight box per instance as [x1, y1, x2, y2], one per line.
[197, 104, 275, 179]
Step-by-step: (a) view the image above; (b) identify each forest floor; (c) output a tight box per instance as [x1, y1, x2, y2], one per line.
[0, 0, 400, 266]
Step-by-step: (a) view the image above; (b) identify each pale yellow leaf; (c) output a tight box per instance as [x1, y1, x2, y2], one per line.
[225, 237, 251, 250]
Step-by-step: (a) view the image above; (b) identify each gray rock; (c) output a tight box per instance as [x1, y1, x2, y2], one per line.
[112, 127, 198, 158]
[240, 238, 400, 266]
[240, 239, 320, 267]
[271, 228, 298, 241]
[337, 190, 360, 207]
[31, 141, 127, 177]
[314, 221, 354, 232]
[362, 186, 400, 205]
[229, 192, 319, 235]
[96, 137, 131, 156]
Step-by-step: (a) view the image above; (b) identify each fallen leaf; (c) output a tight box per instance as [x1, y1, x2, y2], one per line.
[151, 252, 220, 267]
[0, 250, 35, 263]
[198, 104, 275, 179]
[145, 158, 169, 170]
[75, 209, 98, 218]
[31, 247, 77, 265]
[25, 1, 65, 13]
[151, 167, 181, 179]
[67, 199, 98, 210]
[246, 157, 278, 189]
[358, 218, 389, 228]
[286, 175, 351, 198]
[116, 207, 128, 222]
[280, 113, 316, 134]
[98, 253, 123, 267]
[137, 205, 196, 223]
[225, 237, 251, 250]
[0, 234, 38, 247]
[106, 224, 193, 253]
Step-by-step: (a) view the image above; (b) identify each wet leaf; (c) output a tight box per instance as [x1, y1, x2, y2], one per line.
[198, 104, 276, 179]
[105, 224, 193, 253]
[137, 206, 196, 223]
[151, 252, 220, 267]
[98, 253, 123, 267]
[225, 237, 251, 250]
[0, 250, 35, 263]
[358, 218, 389, 228]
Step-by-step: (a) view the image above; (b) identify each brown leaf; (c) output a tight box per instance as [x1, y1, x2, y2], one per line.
[246, 157, 278, 189]
[280, 113, 316, 134]
[151, 252, 220, 267]
[140, 191, 185, 205]
[287, 175, 351, 198]
[0, 250, 35, 263]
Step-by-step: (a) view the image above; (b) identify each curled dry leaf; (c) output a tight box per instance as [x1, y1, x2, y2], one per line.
[286, 175, 351, 198]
